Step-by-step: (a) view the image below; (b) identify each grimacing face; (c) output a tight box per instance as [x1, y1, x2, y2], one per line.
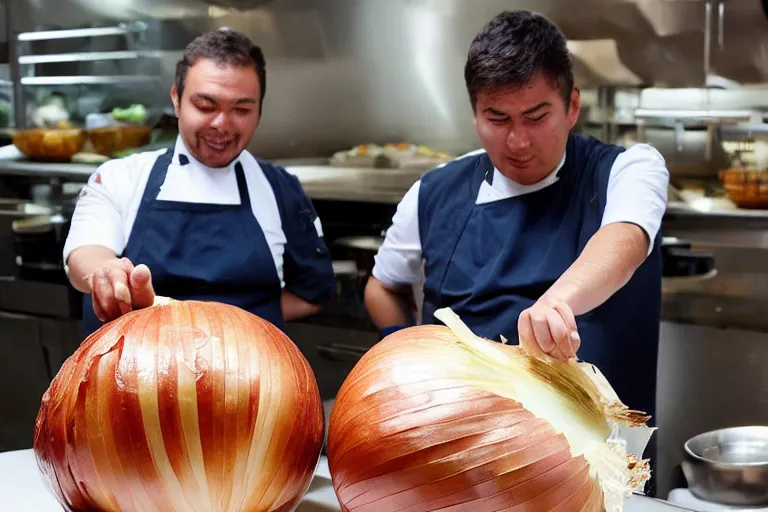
[473, 71, 580, 185]
[171, 58, 261, 168]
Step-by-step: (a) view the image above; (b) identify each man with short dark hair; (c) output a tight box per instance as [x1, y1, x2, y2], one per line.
[366, 9, 667, 452]
[65, 28, 336, 336]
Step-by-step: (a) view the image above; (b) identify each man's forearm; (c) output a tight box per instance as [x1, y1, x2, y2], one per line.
[67, 245, 119, 293]
[542, 223, 650, 316]
[281, 290, 323, 322]
[364, 277, 413, 329]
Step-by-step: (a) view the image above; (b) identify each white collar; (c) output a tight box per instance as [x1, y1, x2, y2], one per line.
[172, 136, 243, 172]
[477, 152, 566, 204]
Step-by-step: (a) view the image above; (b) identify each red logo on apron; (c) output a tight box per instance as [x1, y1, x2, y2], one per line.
[93, 172, 101, 184]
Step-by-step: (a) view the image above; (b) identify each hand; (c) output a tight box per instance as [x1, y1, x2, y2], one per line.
[87, 258, 155, 322]
[518, 298, 581, 361]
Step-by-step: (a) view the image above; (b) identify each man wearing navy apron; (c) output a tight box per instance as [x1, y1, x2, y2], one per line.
[365, 10, 669, 491]
[64, 28, 336, 336]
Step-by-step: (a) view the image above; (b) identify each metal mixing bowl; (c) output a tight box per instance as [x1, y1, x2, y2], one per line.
[682, 426, 768, 506]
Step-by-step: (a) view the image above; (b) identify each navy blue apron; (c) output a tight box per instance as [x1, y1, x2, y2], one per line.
[417, 134, 661, 489]
[82, 147, 284, 337]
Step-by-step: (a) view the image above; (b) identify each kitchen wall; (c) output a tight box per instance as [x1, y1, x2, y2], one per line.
[6, 0, 768, 161]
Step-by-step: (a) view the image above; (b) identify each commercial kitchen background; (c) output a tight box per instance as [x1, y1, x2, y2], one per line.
[0, 0, 766, 503]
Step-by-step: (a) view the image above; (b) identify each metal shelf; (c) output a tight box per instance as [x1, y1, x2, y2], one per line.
[635, 108, 761, 123]
[17, 24, 147, 42]
[20, 75, 161, 86]
[718, 123, 768, 138]
[18, 50, 162, 65]
[10, 21, 158, 127]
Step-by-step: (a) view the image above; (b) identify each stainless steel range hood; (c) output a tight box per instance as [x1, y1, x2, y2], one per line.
[8, 0, 768, 159]
[16, 0, 768, 87]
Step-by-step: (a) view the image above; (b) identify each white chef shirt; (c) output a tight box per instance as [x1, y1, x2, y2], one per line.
[63, 136, 324, 288]
[372, 143, 670, 289]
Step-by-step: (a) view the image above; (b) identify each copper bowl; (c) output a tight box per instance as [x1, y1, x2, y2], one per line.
[86, 125, 152, 156]
[12, 128, 86, 161]
[719, 168, 768, 209]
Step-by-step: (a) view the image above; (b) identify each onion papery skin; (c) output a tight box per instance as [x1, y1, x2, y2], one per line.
[327, 324, 648, 512]
[33, 300, 324, 512]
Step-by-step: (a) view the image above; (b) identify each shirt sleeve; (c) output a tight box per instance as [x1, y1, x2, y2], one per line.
[371, 180, 423, 288]
[281, 173, 337, 304]
[601, 144, 670, 255]
[63, 159, 129, 267]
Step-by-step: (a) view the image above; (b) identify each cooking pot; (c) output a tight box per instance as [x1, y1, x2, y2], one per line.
[333, 235, 384, 295]
[12, 212, 71, 283]
[682, 426, 768, 506]
[0, 200, 55, 277]
[661, 237, 716, 279]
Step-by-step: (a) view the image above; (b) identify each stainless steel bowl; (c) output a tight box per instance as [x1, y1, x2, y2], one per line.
[682, 426, 768, 506]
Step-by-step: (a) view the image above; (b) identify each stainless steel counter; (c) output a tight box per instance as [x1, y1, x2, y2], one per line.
[0, 159, 96, 180]
[0, 159, 426, 205]
[664, 205, 768, 247]
[6, 158, 768, 234]
[286, 165, 424, 204]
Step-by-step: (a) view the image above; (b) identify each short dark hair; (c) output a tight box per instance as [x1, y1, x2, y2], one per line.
[464, 11, 574, 110]
[175, 28, 267, 113]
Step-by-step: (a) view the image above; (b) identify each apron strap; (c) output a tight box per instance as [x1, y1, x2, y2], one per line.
[484, 166, 493, 186]
[428, 155, 492, 294]
[120, 147, 174, 258]
[234, 162, 251, 209]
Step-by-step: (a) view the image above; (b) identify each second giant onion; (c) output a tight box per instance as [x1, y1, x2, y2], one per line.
[328, 308, 654, 512]
[34, 298, 324, 512]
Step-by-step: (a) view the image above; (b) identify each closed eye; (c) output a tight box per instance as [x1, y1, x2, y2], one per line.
[526, 113, 549, 123]
[195, 103, 216, 113]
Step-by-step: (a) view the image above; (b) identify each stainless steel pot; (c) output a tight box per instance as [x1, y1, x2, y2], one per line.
[682, 426, 768, 506]
[0, 201, 57, 277]
[11, 212, 71, 282]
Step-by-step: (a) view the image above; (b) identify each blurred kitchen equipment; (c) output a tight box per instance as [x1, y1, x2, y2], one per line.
[84, 113, 115, 130]
[330, 143, 453, 170]
[661, 237, 716, 280]
[87, 125, 152, 156]
[682, 426, 768, 506]
[12, 213, 71, 283]
[719, 169, 768, 209]
[75, 94, 107, 120]
[30, 93, 71, 129]
[718, 123, 768, 169]
[716, 123, 768, 209]
[333, 235, 383, 295]
[11, 128, 86, 161]
[0, 200, 52, 277]
[755, 140, 768, 171]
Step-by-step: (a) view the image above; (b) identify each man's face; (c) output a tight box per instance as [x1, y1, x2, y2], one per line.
[473, 71, 580, 185]
[171, 59, 261, 168]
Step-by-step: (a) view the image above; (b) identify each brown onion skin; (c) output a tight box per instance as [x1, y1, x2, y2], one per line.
[328, 325, 605, 512]
[34, 300, 324, 512]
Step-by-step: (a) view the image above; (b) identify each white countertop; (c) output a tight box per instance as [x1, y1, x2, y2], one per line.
[667, 489, 768, 512]
[0, 449, 340, 512]
[0, 449, 692, 511]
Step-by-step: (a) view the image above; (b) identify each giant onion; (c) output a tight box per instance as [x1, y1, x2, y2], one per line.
[34, 298, 324, 512]
[328, 308, 654, 512]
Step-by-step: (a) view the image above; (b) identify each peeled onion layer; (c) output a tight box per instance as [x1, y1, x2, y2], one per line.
[328, 308, 654, 512]
[34, 298, 324, 512]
